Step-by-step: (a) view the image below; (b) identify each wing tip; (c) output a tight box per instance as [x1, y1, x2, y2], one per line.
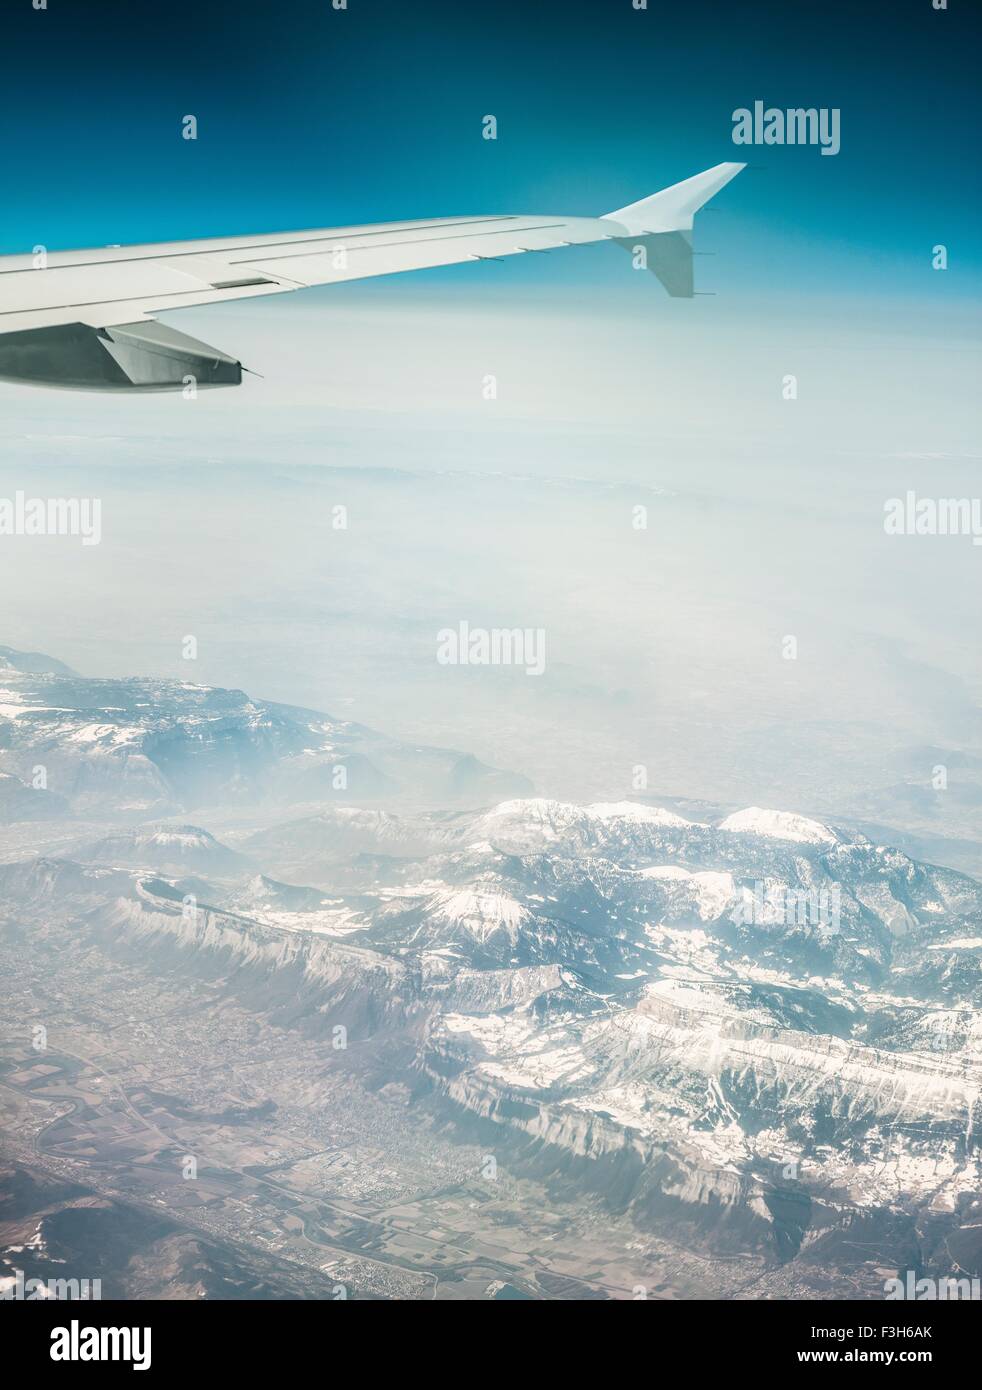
[602, 161, 745, 234]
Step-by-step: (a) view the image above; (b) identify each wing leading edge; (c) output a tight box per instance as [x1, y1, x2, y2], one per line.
[0, 163, 744, 391]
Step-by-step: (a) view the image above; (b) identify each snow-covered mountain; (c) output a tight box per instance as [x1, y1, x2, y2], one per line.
[3, 793, 980, 1284]
[1, 647, 978, 1291]
[74, 824, 252, 876]
[0, 645, 531, 818]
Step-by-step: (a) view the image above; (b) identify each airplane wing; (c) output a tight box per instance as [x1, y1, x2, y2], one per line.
[0, 162, 743, 391]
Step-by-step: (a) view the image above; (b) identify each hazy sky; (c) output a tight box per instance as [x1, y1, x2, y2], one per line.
[2, 291, 979, 827]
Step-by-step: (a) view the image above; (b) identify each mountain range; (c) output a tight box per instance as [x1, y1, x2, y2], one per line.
[1, 645, 980, 1298]
[0, 646, 530, 817]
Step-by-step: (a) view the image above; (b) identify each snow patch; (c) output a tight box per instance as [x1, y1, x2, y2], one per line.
[718, 807, 838, 845]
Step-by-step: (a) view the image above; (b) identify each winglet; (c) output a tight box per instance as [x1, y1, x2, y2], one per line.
[602, 162, 745, 235]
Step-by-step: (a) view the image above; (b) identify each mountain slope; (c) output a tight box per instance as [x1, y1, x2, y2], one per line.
[0, 646, 531, 816]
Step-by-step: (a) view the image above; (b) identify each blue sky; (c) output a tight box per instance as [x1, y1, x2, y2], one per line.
[1, 0, 979, 301]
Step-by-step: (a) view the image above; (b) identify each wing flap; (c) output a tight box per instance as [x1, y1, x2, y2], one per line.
[226, 217, 606, 287]
[0, 260, 213, 316]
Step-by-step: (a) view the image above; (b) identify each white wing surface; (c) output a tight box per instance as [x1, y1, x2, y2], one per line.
[0, 163, 743, 390]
